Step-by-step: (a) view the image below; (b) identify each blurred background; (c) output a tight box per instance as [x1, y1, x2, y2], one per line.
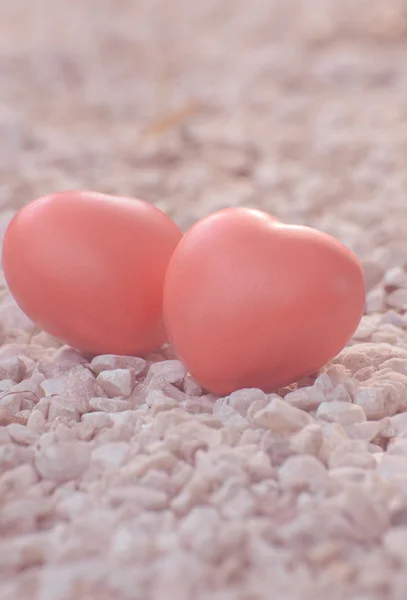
[0, 0, 407, 260]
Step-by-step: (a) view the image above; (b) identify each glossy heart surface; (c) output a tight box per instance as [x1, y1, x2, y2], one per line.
[164, 208, 366, 394]
[3, 191, 182, 356]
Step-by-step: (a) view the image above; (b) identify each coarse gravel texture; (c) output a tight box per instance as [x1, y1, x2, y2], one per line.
[1, 1, 407, 599]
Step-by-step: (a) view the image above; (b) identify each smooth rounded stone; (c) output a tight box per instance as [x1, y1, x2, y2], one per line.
[91, 441, 130, 469]
[361, 260, 384, 292]
[26, 410, 46, 433]
[278, 455, 328, 493]
[316, 401, 366, 425]
[284, 386, 325, 412]
[11, 371, 45, 396]
[355, 384, 399, 419]
[89, 397, 132, 413]
[0, 357, 26, 382]
[7, 423, 40, 446]
[365, 286, 385, 313]
[251, 397, 312, 432]
[387, 288, 407, 310]
[90, 354, 146, 376]
[96, 369, 134, 398]
[34, 441, 90, 483]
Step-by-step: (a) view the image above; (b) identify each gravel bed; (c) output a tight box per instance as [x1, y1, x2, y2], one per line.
[1, 1, 407, 599]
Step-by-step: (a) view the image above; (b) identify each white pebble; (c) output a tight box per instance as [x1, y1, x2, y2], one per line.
[251, 396, 312, 432]
[35, 441, 90, 482]
[387, 288, 407, 310]
[316, 401, 366, 424]
[90, 354, 146, 375]
[355, 384, 399, 419]
[278, 455, 328, 492]
[96, 369, 134, 397]
[91, 442, 129, 468]
[89, 397, 132, 412]
[7, 423, 39, 446]
[26, 410, 46, 433]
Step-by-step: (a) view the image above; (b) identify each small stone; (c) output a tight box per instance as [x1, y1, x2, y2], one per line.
[145, 390, 178, 413]
[384, 266, 407, 288]
[91, 441, 129, 468]
[380, 358, 407, 375]
[89, 397, 132, 412]
[284, 386, 325, 411]
[35, 441, 90, 483]
[376, 454, 407, 484]
[213, 405, 248, 428]
[366, 286, 385, 313]
[7, 423, 40, 446]
[355, 384, 399, 419]
[361, 260, 383, 292]
[343, 421, 382, 442]
[0, 392, 22, 414]
[0, 357, 26, 382]
[0, 379, 17, 392]
[145, 360, 187, 386]
[90, 354, 146, 375]
[329, 440, 376, 469]
[291, 424, 324, 456]
[278, 455, 328, 492]
[380, 310, 407, 329]
[340, 351, 372, 374]
[182, 375, 202, 397]
[387, 288, 407, 310]
[352, 317, 377, 341]
[96, 369, 134, 397]
[317, 401, 366, 425]
[48, 398, 80, 422]
[216, 388, 267, 417]
[251, 397, 312, 432]
[383, 527, 407, 562]
[26, 410, 46, 433]
[40, 378, 66, 396]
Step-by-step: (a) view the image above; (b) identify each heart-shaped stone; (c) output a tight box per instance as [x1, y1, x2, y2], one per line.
[164, 208, 366, 395]
[3, 191, 182, 356]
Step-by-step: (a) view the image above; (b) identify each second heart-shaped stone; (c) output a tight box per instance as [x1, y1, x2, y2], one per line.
[164, 208, 366, 395]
